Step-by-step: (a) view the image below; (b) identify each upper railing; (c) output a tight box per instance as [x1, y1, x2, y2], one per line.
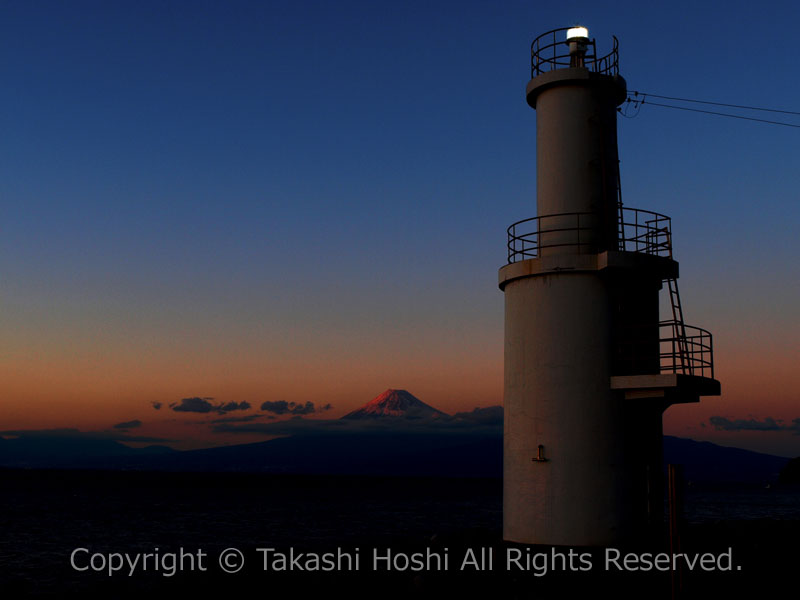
[531, 27, 619, 78]
[507, 207, 671, 263]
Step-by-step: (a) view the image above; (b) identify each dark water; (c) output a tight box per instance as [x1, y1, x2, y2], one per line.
[684, 482, 800, 523]
[1, 469, 798, 598]
[0, 470, 502, 597]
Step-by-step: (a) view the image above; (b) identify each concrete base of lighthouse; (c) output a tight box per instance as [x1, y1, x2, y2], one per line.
[504, 269, 628, 545]
[500, 256, 681, 546]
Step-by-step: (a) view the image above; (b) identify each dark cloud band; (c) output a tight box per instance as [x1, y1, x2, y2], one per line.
[709, 416, 800, 433]
[170, 397, 251, 415]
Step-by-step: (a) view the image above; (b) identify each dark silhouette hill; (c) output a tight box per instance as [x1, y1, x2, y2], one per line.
[0, 393, 791, 482]
[161, 432, 500, 478]
[1, 429, 790, 483]
[662, 435, 788, 484]
[0, 432, 175, 468]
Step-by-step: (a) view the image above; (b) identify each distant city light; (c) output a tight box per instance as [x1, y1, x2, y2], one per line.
[566, 26, 589, 41]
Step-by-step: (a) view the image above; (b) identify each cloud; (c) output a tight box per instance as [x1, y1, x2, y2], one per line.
[151, 401, 163, 410]
[208, 414, 264, 425]
[260, 401, 333, 415]
[260, 400, 291, 415]
[113, 419, 142, 430]
[290, 402, 316, 415]
[171, 397, 218, 413]
[708, 416, 784, 432]
[218, 401, 251, 412]
[0, 428, 172, 443]
[171, 398, 252, 415]
[452, 406, 503, 425]
[209, 419, 383, 436]
[213, 405, 504, 437]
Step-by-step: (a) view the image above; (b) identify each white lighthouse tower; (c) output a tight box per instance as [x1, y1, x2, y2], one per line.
[500, 27, 720, 546]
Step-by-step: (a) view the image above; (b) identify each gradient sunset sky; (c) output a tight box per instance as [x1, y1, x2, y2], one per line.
[1, 1, 798, 454]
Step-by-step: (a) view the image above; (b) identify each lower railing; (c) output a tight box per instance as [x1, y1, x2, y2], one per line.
[615, 321, 714, 379]
[659, 320, 714, 379]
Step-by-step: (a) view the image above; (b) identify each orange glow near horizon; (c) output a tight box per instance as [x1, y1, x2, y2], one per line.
[2, 279, 798, 456]
[0, 320, 504, 449]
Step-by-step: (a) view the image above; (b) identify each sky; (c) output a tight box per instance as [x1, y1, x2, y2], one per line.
[0, 0, 798, 454]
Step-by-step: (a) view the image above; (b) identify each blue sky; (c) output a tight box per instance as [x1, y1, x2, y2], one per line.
[0, 1, 799, 454]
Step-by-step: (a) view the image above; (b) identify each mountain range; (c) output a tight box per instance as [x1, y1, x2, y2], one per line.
[0, 389, 792, 483]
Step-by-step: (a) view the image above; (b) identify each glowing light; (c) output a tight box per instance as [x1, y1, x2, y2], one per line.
[566, 27, 589, 41]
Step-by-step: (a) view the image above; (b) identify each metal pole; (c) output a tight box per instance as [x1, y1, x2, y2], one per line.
[668, 464, 685, 600]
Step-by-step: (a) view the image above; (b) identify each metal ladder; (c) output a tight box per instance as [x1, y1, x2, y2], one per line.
[665, 278, 691, 375]
[616, 159, 625, 251]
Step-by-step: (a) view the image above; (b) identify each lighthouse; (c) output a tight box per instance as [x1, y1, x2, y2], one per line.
[500, 27, 720, 546]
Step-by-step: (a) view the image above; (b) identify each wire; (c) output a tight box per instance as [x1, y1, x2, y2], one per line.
[629, 91, 800, 116]
[617, 99, 641, 119]
[632, 99, 800, 129]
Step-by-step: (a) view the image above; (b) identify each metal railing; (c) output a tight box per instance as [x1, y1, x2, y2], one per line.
[531, 28, 619, 78]
[659, 321, 714, 379]
[618, 207, 672, 257]
[507, 207, 671, 263]
[614, 321, 715, 379]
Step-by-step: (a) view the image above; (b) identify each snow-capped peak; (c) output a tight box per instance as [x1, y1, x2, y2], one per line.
[342, 389, 448, 420]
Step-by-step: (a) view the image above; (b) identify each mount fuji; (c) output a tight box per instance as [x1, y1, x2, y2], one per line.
[342, 389, 449, 420]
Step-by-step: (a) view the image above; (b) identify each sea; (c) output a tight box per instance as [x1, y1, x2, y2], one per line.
[1, 470, 798, 598]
